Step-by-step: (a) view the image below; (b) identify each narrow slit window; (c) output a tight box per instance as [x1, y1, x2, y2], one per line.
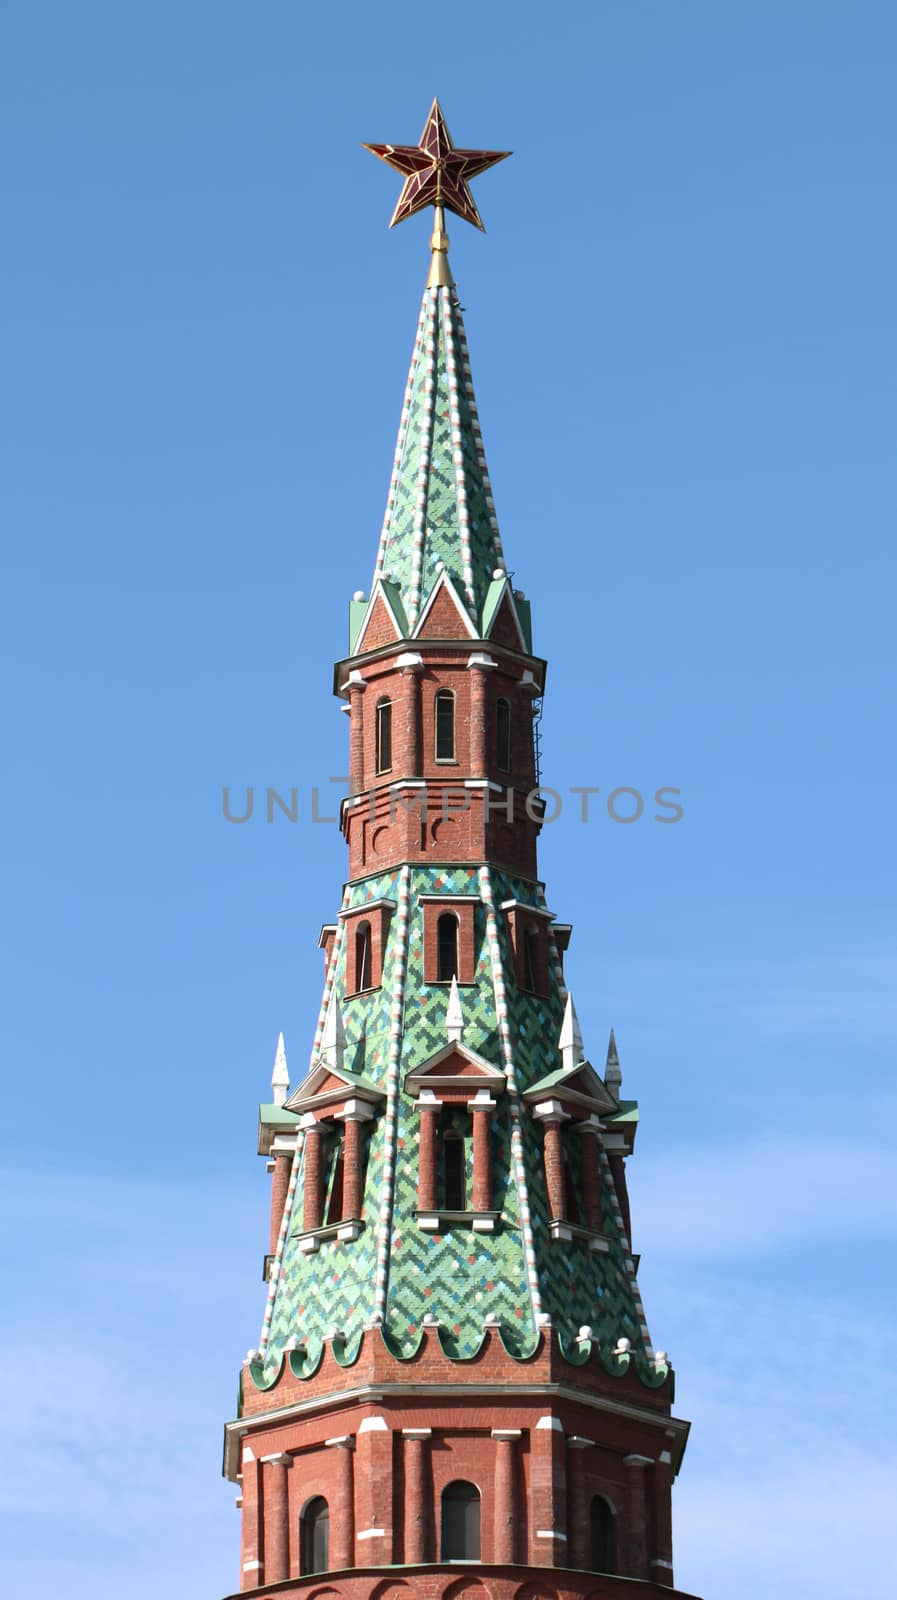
[301, 1496, 329, 1575]
[563, 1145, 581, 1226]
[435, 689, 455, 760]
[443, 1131, 466, 1211]
[375, 698, 392, 774]
[441, 1480, 480, 1561]
[355, 920, 372, 991]
[496, 697, 511, 772]
[324, 1128, 345, 1224]
[437, 912, 459, 982]
[523, 925, 539, 991]
[590, 1495, 615, 1574]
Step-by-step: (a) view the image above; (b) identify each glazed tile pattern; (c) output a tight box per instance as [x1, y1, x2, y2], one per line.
[256, 863, 656, 1380]
[373, 284, 505, 629]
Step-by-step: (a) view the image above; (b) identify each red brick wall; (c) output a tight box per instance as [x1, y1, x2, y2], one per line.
[233, 1332, 685, 1594]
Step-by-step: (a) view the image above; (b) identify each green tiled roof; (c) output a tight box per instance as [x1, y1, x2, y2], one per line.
[371, 283, 507, 633]
[253, 864, 660, 1389]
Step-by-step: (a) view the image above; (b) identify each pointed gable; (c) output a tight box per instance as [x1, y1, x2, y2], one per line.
[414, 572, 477, 639]
[404, 1040, 506, 1100]
[355, 589, 401, 654]
[486, 587, 526, 651]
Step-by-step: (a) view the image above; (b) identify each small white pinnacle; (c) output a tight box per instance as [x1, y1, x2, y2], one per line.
[492, 566, 505, 580]
[558, 993, 584, 1072]
[614, 1337, 631, 1355]
[352, 590, 366, 602]
[446, 974, 464, 1042]
[271, 1031, 289, 1107]
[320, 994, 346, 1072]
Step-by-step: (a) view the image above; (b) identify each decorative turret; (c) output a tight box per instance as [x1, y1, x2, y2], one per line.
[223, 100, 701, 1600]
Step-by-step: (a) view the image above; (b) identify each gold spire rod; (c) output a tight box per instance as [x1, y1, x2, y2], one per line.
[427, 203, 453, 288]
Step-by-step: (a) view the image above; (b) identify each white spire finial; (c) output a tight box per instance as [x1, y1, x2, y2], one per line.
[446, 974, 464, 1043]
[605, 1027, 622, 1094]
[271, 1031, 289, 1107]
[320, 994, 346, 1072]
[558, 993, 584, 1073]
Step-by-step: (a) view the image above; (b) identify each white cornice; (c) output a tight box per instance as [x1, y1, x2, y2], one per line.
[223, 1380, 688, 1480]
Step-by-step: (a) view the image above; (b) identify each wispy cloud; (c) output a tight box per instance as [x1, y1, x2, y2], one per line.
[3, 1162, 893, 1600]
[655, 1280, 897, 1599]
[0, 1166, 260, 1599]
[631, 1133, 897, 1260]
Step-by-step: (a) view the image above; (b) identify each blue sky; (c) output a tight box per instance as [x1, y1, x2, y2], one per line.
[2, 2, 895, 1596]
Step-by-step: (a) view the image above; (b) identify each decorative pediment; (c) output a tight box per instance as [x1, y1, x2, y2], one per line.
[412, 570, 478, 640]
[485, 585, 526, 651]
[284, 1060, 384, 1118]
[404, 1041, 506, 1097]
[524, 1058, 619, 1118]
[354, 579, 411, 656]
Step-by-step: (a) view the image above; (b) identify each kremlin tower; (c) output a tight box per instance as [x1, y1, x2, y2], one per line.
[222, 101, 701, 1600]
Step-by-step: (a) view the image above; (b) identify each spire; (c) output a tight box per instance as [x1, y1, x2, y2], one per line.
[558, 993, 584, 1073]
[270, 1031, 289, 1107]
[446, 974, 464, 1042]
[605, 1026, 622, 1094]
[363, 101, 512, 632]
[319, 994, 346, 1073]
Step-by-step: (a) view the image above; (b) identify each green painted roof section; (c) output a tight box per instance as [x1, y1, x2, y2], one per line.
[514, 593, 533, 653]
[258, 1103, 299, 1126]
[606, 1099, 640, 1125]
[371, 282, 507, 632]
[254, 864, 661, 1387]
[525, 1060, 613, 1097]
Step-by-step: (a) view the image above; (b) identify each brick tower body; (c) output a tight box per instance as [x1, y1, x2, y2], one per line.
[223, 103, 701, 1600]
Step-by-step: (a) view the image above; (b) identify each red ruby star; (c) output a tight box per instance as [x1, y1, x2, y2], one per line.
[363, 98, 510, 232]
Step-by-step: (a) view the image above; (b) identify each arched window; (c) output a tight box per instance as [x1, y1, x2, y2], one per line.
[375, 698, 392, 774]
[435, 689, 455, 760]
[301, 1495, 329, 1575]
[590, 1495, 615, 1574]
[441, 1479, 480, 1561]
[436, 912, 459, 983]
[523, 925, 539, 992]
[443, 1130, 466, 1211]
[355, 920, 372, 991]
[496, 696, 511, 772]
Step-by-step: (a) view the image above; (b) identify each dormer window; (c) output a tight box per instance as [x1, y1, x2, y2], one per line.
[435, 689, 455, 761]
[496, 696, 511, 772]
[375, 697, 392, 774]
[343, 899, 395, 994]
[420, 895, 477, 985]
[436, 912, 459, 983]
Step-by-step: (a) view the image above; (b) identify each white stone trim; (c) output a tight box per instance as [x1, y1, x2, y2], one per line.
[358, 1415, 389, 1434]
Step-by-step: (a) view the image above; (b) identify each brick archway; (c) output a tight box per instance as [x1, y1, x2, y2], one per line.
[442, 1578, 492, 1600]
[513, 1585, 559, 1600]
[369, 1583, 413, 1600]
